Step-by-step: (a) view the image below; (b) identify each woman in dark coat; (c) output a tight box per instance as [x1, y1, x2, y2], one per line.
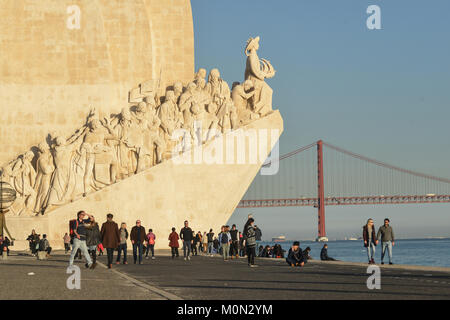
[101, 213, 120, 269]
[363, 218, 378, 264]
[86, 217, 102, 264]
[168, 227, 180, 258]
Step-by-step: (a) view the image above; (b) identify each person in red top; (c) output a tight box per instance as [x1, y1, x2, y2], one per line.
[145, 228, 156, 260]
[168, 227, 179, 259]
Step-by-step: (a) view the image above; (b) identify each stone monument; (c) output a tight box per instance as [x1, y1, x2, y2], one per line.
[0, 1, 283, 250]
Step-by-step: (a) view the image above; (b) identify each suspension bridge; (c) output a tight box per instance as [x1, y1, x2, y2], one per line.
[238, 140, 450, 241]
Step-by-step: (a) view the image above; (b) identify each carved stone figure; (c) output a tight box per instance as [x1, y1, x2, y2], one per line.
[33, 142, 55, 214]
[158, 90, 182, 137]
[173, 81, 184, 104]
[132, 101, 165, 169]
[232, 79, 257, 125]
[203, 103, 220, 142]
[194, 68, 207, 84]
[179, 82, 197, 127]
[244, 36, 276, 117]
[80, 118, 119, 196]
[113, 107, 142, 179]
[206, 68, 236, 132]
[10, 151, 36, 215]
[45, 129, 87, 210]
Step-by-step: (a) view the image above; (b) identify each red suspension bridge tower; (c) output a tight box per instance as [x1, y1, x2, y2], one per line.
[316, 140, 327, 241]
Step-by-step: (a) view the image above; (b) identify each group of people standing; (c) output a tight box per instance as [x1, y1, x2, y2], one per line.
[26, 230, 52, 258]
[67, 211, 157, 269]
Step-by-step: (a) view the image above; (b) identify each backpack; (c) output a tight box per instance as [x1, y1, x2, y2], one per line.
[69, 219, 78, 239]
[38, 239, 48, 251]
[221, 232, 228, 244]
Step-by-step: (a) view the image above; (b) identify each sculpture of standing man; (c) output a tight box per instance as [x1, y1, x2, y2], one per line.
[244, 36, 276, 117]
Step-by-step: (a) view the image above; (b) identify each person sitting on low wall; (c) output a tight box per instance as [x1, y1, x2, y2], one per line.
[320, 244, 337, 261]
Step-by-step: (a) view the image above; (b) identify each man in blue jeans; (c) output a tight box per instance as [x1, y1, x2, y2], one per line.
[130, 220, 146, 264]
[377, 218, 395, 265]
[69, 211, 96, 269]
[180, 220, 193, 261]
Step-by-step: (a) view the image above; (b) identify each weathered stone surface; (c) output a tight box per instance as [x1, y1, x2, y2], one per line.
[0, 0, 195, 166]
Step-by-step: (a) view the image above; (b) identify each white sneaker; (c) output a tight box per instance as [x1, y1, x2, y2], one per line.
[184, 257, 187, 261]
[187, 256, 191, 260]
[151, 257, 155, 260]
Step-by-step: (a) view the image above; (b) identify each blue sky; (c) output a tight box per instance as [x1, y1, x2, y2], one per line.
[191, 0, 450, 240]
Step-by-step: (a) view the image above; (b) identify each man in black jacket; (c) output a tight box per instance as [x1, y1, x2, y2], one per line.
[130, 220, 146, 264]
[207, 229, 214, 256]
[230, 224, 239, 259]
[180, 220, 193, 260]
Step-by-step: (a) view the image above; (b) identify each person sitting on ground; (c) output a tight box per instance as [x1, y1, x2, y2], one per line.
[286, 241, 304, 267]
[302, 247, 312, 262]
[257, 245, 264, 257]
[273, 244, 284, 258]
[0, 236, 9, 256]
[320, 244, 337, 261]
[38, 234, 52, 258]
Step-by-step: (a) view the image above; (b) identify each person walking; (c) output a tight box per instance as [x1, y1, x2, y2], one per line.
[85, 216, 101, 265]
[100, 213, 120, 269]
[116, 223, 128, 264]
[377, 218, 395, 265]
[63, 233, 71, 254]
[230, 224, 239, 259]
[219, 225, 232, 261]
[196, 231, 203, 254]
[192, 230, 199, 256]
[145, 228, 156, 260]
[69, 211, 96, 269]
[130, 220, 146, 264]
[180, 220, 193, 260]
[202, 231, 208, 254]
[239, 232, 245, 257]
[245, 218, 257, 267]
[363, 218, 378, 264]
[168, 227, 180, 258]
[207, 229, 215, 256]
